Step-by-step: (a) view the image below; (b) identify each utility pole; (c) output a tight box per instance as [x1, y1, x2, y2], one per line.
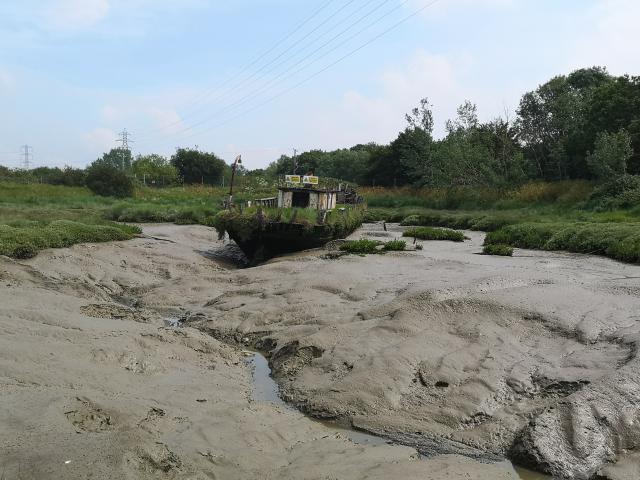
[20, 145, 33, 170]
[227, 155, 242, 208]
[292, 148, 298, 175]
[116, 129, 133, 170]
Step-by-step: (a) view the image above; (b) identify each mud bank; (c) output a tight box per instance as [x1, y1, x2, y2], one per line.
[190, 223, 640, 479]
[1, 224, 521, 480]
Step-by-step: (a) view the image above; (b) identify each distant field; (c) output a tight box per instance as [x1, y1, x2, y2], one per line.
[0, 183, 260, 258]
[1, 179, 640, 263]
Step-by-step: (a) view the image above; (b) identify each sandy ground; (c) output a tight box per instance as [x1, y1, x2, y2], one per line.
[1, 222, 639, 479]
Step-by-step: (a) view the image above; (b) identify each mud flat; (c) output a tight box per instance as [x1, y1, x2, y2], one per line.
[1, 223, 639, 479]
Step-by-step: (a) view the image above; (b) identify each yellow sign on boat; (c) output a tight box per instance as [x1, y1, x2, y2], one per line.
[285, 175, 301, 184]
[303, 176, 319, 185]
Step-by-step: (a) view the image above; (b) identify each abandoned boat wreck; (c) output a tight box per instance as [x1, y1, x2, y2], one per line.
[212, 180, 364, 265]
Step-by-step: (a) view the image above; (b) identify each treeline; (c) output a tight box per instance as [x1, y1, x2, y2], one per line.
[264, 67, 640, 187]
[0, 147, 235, 197]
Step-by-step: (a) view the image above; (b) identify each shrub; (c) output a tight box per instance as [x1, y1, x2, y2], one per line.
[85, 165, 134, 198]
[485, 222, 640, 264]
[339, 239, 382, 254]
[0, 221, 139, 259]
[383, 240, 406, 251]
[403, 226, 465, 242]
[483, 244, 514, 256]
[588, 175, 640, 210]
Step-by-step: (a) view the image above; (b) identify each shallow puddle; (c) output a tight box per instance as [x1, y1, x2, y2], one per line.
[244, 351, 550, 480]
[244, 352, 388, 446]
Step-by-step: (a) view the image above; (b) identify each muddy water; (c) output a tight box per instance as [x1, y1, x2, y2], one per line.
[244, 352, 549, 480]
[244, 352, 389, 447]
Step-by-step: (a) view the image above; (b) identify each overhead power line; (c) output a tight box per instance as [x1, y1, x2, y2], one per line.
[138, 0, 393, 144]
[135, 0, 339, 137]
[163, 0, 443, 144]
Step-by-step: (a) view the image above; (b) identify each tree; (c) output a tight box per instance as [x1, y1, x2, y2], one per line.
[85, 164, 134, 197]
[585, 75, 640, 174]
[132, 154, 179, 185]
[316, 149, 370, 184]
[516, 67, 618, 180]
[391, 128, 434, 186]
[586, 130, 633, 179]
[446, 100, 479, 134]
[365, 144, 405, 187]
[405, 97, 434, 134]
[170, 148, 226, 185]
[94, 148, 133, 171]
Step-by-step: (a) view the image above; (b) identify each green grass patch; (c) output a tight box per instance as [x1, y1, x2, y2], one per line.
[339, 239, 381, 254]
[485, 222, 640, 263]
[0, 220, 141, 259]
[403, 226, 465, 242]
[211, 206, 365, 242]
[339, 238, 407, 255]
[382, 239, 406, 251]
[483, 244, 514, 256]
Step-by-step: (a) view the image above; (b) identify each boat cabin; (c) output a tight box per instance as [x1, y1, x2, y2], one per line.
[277, 187, 338, 211]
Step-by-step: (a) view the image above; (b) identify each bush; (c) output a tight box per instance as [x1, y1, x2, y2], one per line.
[383, 240, 406, 251]
[85, 164, 134, 198]
[485, 222, 640, 263]
[339, 239, 381, 254]
[483, 244, 514, 256]
[402, 226, 465, 242]
[0, 220, 139, 259]
[588, 175, 640, 210]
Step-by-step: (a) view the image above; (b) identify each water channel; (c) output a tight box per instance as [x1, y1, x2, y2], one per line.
[245, 352, 550, 480]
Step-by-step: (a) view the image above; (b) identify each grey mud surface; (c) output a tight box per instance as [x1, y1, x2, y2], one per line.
[1, 222, 639, 479]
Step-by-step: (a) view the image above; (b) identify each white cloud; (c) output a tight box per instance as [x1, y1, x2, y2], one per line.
[46, 0, 110, 30]
[301, 49, 516, 150]
[567, 0, 640, 75]
[101, 105, 119, 123]
[0, 68, 13, 93]
[147, 107, 185, 135]
[84, 127, 117, 153]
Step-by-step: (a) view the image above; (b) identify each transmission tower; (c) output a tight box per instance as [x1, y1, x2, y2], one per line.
[116, 129, 133, 170]
[21, 145, 33, 170]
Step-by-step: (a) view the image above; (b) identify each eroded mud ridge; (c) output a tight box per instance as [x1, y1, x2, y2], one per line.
[198, 292, 637, 478]
[2, 224, 640, 479]
[190, 223, 640, 480]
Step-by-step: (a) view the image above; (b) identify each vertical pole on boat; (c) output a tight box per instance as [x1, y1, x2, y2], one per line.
[228, 154, 242, 208]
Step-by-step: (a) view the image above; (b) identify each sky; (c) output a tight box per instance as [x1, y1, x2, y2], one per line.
[0, 0, 639, 170]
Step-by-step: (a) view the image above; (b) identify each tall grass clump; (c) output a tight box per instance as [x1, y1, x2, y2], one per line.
[211, 206, 365, 241]
[403, 226, 465, 242]
[0, 220, 140, 259]
[339, 238, 407, 255]
[339, 239, 381, 254]
[485, 222, 640, 263]
[361, 181, 594, 211]
[483, 244, 514, 256]
[382, 239, 406, 251]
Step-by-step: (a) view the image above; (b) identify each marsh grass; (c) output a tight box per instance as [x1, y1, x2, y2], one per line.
[403, 226, 466, 242]
[382, 239, 407, 251]
[211, 206, 365, 242]
[361, 181, 593, 210]
[485, 222, 640, 263]
[0, 220, 140, 259]
[483, 244, 514, 257]
[339, 239, 407, 255]
[339, 239, 381, 254]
